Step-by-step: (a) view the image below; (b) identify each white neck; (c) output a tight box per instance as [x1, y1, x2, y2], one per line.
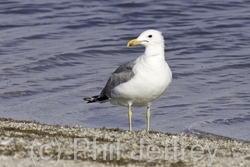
[143, 44, 165, 60]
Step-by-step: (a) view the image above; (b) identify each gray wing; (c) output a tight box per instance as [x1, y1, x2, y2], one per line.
[83, 60, 136, 103]
[100, 60, 136, 98]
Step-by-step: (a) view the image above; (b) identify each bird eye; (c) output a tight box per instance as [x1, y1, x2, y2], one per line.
[148, 35, 152, 38]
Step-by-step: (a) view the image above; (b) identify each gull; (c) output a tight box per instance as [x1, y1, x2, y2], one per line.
[84, 29, 172, 132]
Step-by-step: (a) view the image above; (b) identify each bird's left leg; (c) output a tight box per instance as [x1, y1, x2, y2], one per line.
[128, 104, 132, 131]
[146, 103, 151, 132]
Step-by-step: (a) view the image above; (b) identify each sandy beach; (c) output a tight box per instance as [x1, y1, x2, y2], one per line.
[0, 118, 249, 167]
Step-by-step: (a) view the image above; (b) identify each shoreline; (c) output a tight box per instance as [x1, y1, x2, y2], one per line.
[0, 118, 249, 167]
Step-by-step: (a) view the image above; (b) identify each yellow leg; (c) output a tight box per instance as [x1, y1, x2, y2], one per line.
[128, 105, 132, 131]
[146, 106, 150, 132]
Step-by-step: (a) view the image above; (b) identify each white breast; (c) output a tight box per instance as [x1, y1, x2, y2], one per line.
[111, 55, 172, 107]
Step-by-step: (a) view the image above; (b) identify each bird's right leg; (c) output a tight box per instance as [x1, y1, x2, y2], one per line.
[146, 106, 150, 132]
[128, 105, 132, 131]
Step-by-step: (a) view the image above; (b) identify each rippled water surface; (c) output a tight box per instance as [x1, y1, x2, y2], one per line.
[1, 0, 250, 141]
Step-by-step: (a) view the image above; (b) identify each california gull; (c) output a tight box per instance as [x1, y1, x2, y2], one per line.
[84, 29, 172, 132]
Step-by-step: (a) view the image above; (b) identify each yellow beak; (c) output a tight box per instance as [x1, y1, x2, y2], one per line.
[127, 38, 143, 47]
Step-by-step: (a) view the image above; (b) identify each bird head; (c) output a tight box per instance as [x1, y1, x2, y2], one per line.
[127, 30, 164, 48]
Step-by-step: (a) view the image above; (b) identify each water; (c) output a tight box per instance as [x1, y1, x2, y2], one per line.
[1, 0, 250, 142]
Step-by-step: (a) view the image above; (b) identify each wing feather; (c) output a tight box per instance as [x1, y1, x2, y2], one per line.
[84, 60, 136, 103]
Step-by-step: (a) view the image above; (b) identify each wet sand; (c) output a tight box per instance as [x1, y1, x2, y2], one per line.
[0, 118, 249, 167]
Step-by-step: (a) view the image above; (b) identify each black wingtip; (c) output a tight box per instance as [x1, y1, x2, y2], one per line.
[83, 97, 89, 101]
[83, 95, 109, 103]
[83, 95, 98, 103]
